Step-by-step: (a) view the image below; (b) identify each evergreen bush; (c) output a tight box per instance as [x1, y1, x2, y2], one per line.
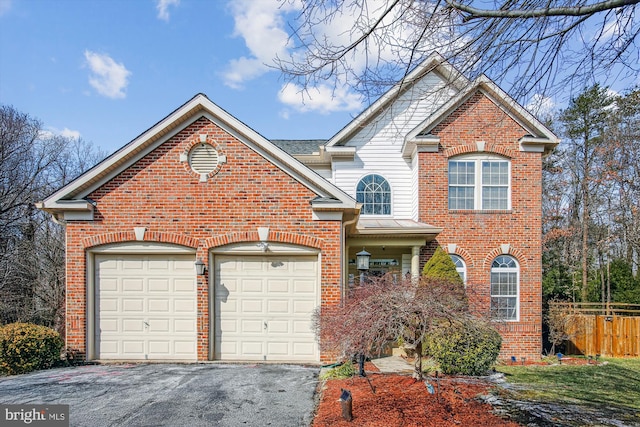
[426, 319, 501, 376]
[0, 323, 64, 375]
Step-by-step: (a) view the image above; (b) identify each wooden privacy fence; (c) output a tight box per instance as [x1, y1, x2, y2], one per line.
[551, 302, 640, 357]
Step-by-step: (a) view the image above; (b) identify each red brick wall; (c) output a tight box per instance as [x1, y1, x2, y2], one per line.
[64, 117, 342, 361]
[419, 92, 543, 360]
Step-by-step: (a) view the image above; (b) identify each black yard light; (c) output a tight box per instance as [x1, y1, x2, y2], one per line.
[355, 248, 371, 377]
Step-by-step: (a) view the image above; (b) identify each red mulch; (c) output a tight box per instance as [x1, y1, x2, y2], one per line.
[312, 371, 522, 427]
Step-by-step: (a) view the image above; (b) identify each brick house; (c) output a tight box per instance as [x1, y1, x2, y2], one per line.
[38, 54, 558, 363]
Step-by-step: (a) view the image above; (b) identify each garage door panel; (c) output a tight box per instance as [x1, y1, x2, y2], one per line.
[123, 259, 144, 270]
[293, 320, 313, 334]
[268, 320, 289, 333]
[241, 341, 264, 356]
[122, 319, 144, 332]
[174, 278, 195, 292]
[215, 255, 319, 362]
[96, 254, 196, 360]
[148, 299, 170, 312]
[241, 319, 263, 333]
[241, 279, 263, 293]
[100, 278, 118, 292]
[148, 259, 170, 270]
[122, 340, 145, 355]
[101, 318, 119, 333]
[293, 300, 314, 314]
[174, 319, 195, 332]
[100, 298, 119, 312]
[147, 318, 170, 332]
[267, 279, 289, 293]
[219, 319, 237, 333]
[148, 279, 170, 292]
[174, 341, 196, 355]
[241, 300, 263, 313]
[267, 300, 289, 313]
[148, 341, 170, 355]
[122, 299, 144, 312]
[122, 278, 144, 292]
[173, 299, 195, 312]
[267, 342, 288, 355]
[294, 280, 315, 294]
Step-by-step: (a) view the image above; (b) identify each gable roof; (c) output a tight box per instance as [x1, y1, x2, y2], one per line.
[326, 52, 470, 148]
[38, 94, 358, 221]
[403, 75, 559, 157]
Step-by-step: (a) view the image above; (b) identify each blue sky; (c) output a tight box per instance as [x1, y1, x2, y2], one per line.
[0, 0, 363, 154]
[1, 0, 637, 155]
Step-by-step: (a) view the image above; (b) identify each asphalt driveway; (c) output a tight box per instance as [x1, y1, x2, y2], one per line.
[0, 363, 319, 426]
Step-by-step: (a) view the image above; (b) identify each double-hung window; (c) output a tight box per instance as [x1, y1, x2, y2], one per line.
[449, 155, 510, 210]
[490, 255, 519, 321]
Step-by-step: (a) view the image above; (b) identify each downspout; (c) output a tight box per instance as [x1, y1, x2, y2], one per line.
[342, 213, 359, 303]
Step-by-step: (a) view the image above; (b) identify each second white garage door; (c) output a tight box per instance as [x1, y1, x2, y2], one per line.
[214, 255, 319, 362]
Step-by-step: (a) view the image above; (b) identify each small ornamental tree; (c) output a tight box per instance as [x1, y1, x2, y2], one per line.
[313, 274, 469, 379]
[423, 246, 464, 287]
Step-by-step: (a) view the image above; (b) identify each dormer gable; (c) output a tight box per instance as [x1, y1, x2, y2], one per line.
[403, 75, 559, 158]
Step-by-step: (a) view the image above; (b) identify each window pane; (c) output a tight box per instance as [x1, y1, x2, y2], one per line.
[449, 187, 474, 210]
[482, 161, 508, 185]
[449, 161, 475, 185]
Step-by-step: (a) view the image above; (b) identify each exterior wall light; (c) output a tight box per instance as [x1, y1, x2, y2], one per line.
[356, 249, 371, 271]
[195, 259, 206, 275]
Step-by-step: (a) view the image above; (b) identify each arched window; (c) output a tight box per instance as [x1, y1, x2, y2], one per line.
[356, 174, 391, 215]
[490, 255, 519, 320]
[450, 254, 466, 284]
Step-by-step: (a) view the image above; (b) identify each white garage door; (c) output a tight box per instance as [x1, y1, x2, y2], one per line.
[214, 255, 319, 362]
[95, 254, 197, 360]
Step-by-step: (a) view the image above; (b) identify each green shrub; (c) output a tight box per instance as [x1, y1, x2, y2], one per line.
[320, 361, 356, 380]
[0, 323, 64, 375]
[426, 319, 502, 376]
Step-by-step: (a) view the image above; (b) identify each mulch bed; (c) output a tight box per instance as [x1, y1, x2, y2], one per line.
[312, 370, 522, 427]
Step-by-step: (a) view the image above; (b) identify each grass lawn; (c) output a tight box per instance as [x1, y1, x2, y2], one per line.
[496, 358, 640, 415]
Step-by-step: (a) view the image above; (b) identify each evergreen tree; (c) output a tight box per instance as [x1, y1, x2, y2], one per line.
[422, 246, 464, 287]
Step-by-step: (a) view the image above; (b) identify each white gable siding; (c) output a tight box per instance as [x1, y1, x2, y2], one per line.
[332, 73, 456, 220]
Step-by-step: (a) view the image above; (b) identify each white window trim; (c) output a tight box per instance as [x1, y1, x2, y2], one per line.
[449, 153, 512, 211]
[490, 256, 520, 322]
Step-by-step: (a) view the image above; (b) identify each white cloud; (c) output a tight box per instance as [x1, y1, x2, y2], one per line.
[526, 94, 555, 120]
[223, 0, 297, 89]
[41, 127, 81, 140]
[156, 0, 179, 21]
[0, 0, 11, 16]
[278, 82, 363, 114]
[84, 50, 131, 99]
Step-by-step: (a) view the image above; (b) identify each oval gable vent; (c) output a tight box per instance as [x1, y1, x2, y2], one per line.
[188, 143, 219, 174]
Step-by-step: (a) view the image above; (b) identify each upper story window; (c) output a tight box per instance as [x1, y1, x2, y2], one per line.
[450, 254, 466, 284]
[490, 255, 519, 321]
[356, 174, 391, 215]
[448, 155, 510, 210]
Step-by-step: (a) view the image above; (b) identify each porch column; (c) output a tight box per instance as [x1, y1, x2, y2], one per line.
[411, 246, 421, 279]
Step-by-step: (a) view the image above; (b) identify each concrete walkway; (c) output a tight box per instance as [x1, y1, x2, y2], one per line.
[370, 355, 415, 374]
